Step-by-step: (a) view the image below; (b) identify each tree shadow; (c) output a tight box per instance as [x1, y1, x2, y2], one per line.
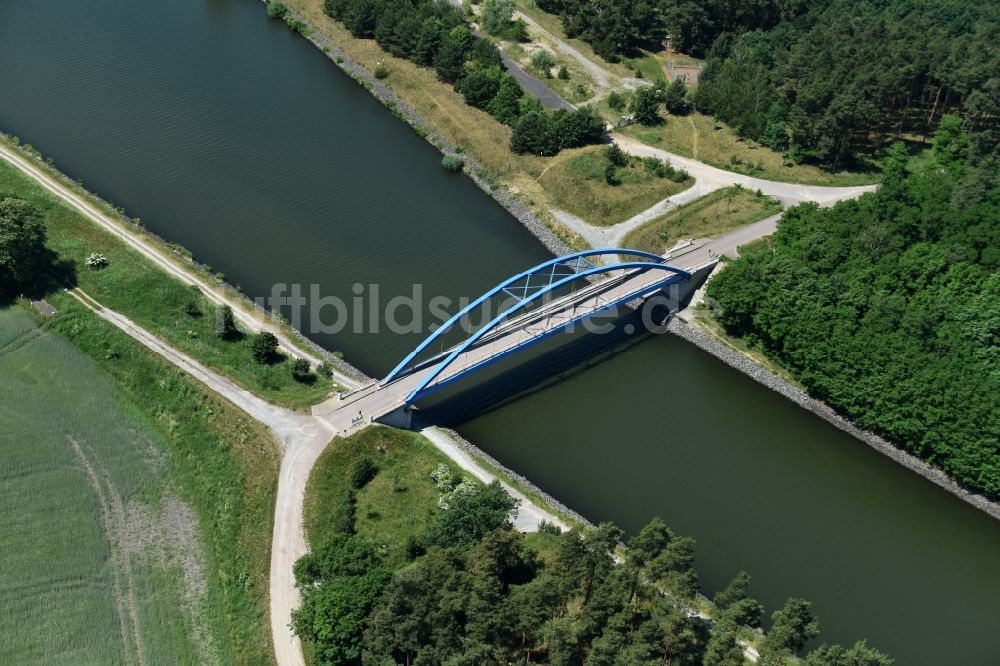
[1, 251, 78, 306]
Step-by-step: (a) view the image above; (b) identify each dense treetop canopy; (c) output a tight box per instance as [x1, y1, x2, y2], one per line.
[708, 117, 1000, 498]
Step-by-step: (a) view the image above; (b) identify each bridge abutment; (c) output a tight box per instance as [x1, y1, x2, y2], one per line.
[376, 404, 415, 429]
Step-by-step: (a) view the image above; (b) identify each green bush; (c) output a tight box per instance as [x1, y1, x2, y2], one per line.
[631, 86, 662, 126]
[290, 357, 312, 382]
[605, 142, 628, 167]
[284, 16, 309, 33]
[350, 456, 379, 489]
[331, 488, 357, 534]
[404, 534, 426, 560]
[214, 305, 237, 339]
[441, 155, 465, 172]
[530, 50, 555, 77]
[265, 0, 288, 19]
[537, 519, 562, 535]
[249, 331, 278, 364]
[557, 65, 570, 80]
[373, 64, 389, 79]
[502, 18, 530, 42]
[424, 481, 517, 548]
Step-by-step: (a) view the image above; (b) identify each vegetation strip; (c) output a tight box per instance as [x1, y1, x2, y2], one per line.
[623, 186, 781, 254]
[0, 140, 367, 406]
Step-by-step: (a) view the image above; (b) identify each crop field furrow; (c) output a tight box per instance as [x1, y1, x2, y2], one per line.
[65, 436, 139, 665]
[0, 326, 45, 357]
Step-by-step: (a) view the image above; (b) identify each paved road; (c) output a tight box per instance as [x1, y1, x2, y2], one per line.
[447, 0, 573, 111]
[501, 50, 575, 111]
[312, 252, 708, 430]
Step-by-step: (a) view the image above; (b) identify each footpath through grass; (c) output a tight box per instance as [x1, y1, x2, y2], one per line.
[0, 306, 278, 665]
[620, 113, 881, 186]
[623, 186, 782, 254]
[0, 157, 336, 411]
[538, 145, 692, 225]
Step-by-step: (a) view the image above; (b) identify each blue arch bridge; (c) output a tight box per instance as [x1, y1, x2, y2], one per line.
[314, 246, 718, 431]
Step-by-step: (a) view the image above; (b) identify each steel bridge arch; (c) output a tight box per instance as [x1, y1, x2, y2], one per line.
[397, 257, 690, 402]
[381, 248, 670, 387]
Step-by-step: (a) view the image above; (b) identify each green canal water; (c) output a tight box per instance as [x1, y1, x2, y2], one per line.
[2, 1, 998, 662]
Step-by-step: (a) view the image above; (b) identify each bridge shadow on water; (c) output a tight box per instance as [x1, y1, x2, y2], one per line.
[413, 305, 669, 426]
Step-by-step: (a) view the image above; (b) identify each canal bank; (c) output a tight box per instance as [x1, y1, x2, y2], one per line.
[668, 316, 1000, 522]
[2, 1, 998, 663]
[255, 0, 576, 258]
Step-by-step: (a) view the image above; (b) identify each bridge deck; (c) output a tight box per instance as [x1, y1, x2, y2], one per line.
[315, 254, 709, 432]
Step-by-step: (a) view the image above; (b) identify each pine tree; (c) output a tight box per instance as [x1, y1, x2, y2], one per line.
[486, 74, 523, 125]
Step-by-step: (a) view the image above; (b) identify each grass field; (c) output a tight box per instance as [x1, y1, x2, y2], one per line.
[619, 113, 881, 186]
[623, 186, 782, 254]
[0, 157, 337, 410]
[538, 144, 692, 225]
[303, 426, 472, 569]
[0, 307, 268, 664]
[18, 294, 279, 664]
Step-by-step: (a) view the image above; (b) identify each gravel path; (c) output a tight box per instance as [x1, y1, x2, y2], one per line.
[612, 134, 878, 206]
[552, 135, 877, 251]
[64, 287, 335, 666]
[514, 9, 617, 90]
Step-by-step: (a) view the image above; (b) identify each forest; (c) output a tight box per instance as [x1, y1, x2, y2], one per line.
[707, 117, 1000, 499]
[319, 0, 606, 155]
[535, 0, 998, 167]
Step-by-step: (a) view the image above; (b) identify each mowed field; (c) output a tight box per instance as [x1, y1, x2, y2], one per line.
[0, 308, 218, 664]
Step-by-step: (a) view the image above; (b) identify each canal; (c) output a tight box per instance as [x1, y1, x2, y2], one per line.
[2, 1, 998, 663]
